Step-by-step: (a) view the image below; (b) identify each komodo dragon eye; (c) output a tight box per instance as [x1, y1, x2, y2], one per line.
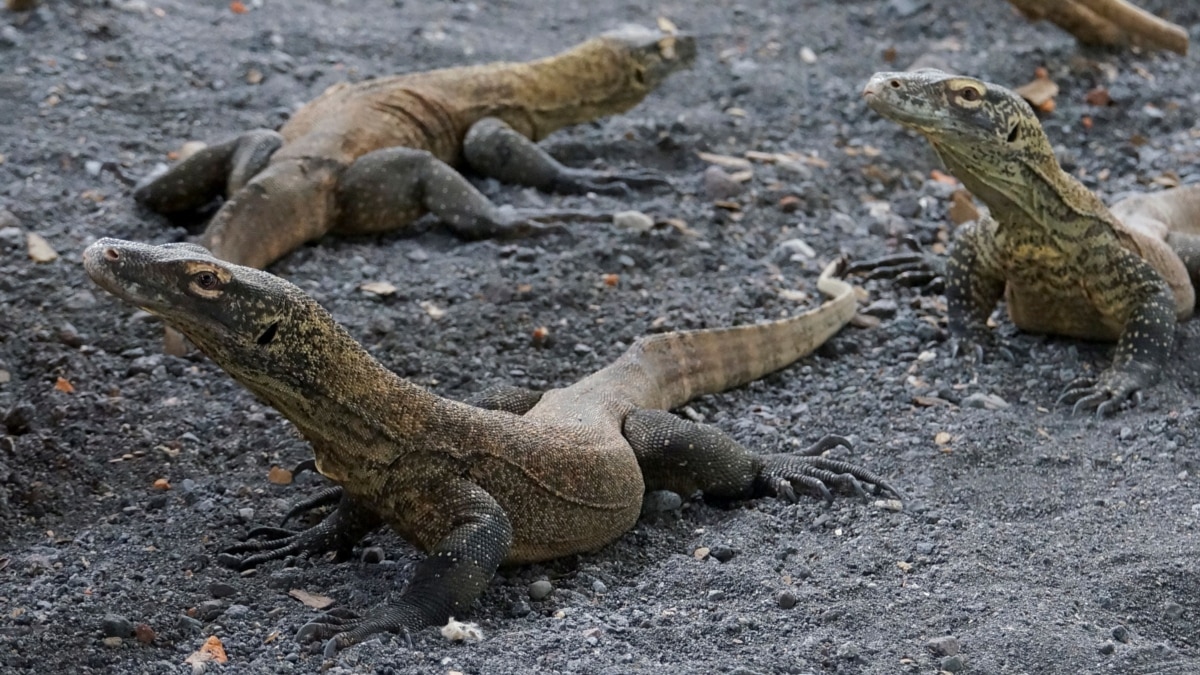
[956, 86, 982, 103]
[192, 271, 222, 293]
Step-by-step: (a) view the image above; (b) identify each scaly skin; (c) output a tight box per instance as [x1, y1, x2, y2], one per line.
[855, 69, 1200, 416]
[135, 26, 696, 271]
[83, 238, 903, 655]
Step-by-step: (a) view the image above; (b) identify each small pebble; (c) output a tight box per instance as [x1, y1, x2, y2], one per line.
[591, 580, 607, 594]
[209, 582, 236, 599]
[706, 589, 725, 602]
[776, 590, 797, 609]
[85, 160, 103, 176]
[709, 545, 735, 563]
[641, 490, 682, 514]
[941, 655, 965, 672]
[101, 636, 123, 648]
[613, 210, 654, 232]
[703, 165, 745, 200]
[100, 614, 133, 638]
[528, 580, 553, 601]
[1163, 601, 1185, 620]
[927, 635, 960, 656]
[836, 641, 859, 660]
[1098, 641, 1115, 655]
[1111, 625, 1129, 643]
[962, 393, 1010, 410]
[361, 546, 385, 564]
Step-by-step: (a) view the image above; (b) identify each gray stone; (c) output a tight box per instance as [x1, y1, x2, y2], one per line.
[528, 579, 553, 601]
[927, 635, 960, 656]
[941, 655, 965, 672]
[962, 393, 1009, 410]
[100, 614, 133, 638]
[703, 165, 745, 200]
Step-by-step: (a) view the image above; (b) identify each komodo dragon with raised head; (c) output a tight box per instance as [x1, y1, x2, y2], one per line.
[135, 25, 696, 271]
[850, 69, 1200, 416]
[83, 238, 902, 656]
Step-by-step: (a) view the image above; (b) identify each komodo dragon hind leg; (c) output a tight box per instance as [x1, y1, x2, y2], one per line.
[622, 409, 904, 505]
[133, 129, 283, 213]
[465, 385, 544, 414]
[217, 492, 382, 571]
[846, 235, 947, 292]
[334, 147, 608, 240]
[463, 117, 671, 197]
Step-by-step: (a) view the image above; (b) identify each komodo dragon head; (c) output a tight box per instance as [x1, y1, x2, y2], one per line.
[598, 24, 697, 91]
[862, 69, 1060, 216]
[83, 238, 355, 399]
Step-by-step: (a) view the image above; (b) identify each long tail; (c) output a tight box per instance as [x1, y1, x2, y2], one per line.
[592, 259, 857, 411]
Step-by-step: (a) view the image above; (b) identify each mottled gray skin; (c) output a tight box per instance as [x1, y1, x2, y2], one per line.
[83, 238, 902, 655]
[857, 69, 1200, 416]
[134, 25, 697, 271]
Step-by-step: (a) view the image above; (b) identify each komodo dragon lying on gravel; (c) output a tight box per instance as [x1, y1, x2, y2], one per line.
[84, 238, 902, 656]
[851, 69, 1200, 416]
[135, 25, 695, 271]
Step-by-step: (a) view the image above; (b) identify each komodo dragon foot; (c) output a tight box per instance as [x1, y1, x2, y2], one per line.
[217, 492, 381, 571]
[1056, 360, 1158, 417]
[846, 236, 947, 292]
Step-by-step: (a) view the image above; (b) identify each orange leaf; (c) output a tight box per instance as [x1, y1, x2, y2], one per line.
[267, 466, 293, 485]
[184, 636, 228, 666]
[54, 377, 75, 393]
[930, 169, 958, 186]
[229, 1, 247, 14]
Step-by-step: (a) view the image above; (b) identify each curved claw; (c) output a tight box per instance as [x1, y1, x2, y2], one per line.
[281, 486, 344, 527]
[761, 453, 905, 506]
[1057, 370, 1147, 418]
[796, 433, 853, 456]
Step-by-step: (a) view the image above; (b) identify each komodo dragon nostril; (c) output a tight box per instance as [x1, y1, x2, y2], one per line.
[104, 248, 120, 261]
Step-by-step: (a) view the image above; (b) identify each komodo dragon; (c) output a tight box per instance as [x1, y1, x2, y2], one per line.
[83, 238, 902, 655]
[134, 25, 696, 271]
[850, 69, 1200, 416]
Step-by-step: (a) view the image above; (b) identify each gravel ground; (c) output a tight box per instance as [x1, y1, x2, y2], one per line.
[0, 1, 1198, 673]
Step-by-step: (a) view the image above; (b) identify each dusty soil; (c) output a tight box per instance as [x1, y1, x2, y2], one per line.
[0, 1, 1198, 673]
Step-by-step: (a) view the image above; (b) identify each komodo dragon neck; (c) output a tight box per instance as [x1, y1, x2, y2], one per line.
[864, 70, 1118, 250]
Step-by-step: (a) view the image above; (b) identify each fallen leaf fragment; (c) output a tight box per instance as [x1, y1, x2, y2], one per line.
[656, 16, 678, 34]
[440, 617, 484, 642]
[934, 431, 952, 445]
[229, 1, 247, 14]
[1085, 86, 1112, 107]
[152, 478, 171, 491]
[184, 636, 228, 667]
[897, 560, 913, 572]
[289, 588, 335, 610]
[929, 170, 958, 186]
[245, 68, 263, 85]
[693, 546, 710, 560]
[696, 151, 752, 170]
[531, 326, 550, 346]
[359, 280, 396, 296]
[602, 273, 619, 287]
[1014, 75, 1059, 107]
[54, 376, 74, 393]
[27, 233, 58, 262]
[135, 623, 155, 644]
[948, 189, 980, 225]
[419, 300, 446, 319]
[267, 465, 293, 485]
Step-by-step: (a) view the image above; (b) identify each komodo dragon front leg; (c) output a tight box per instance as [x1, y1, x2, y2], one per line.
[133, 130, 283, 214]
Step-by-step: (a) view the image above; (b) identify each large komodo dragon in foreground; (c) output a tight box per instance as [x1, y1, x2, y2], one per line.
[852, 69, 1200, 417]
[135, 25, 695, 271]
[83, 238, 902, 655]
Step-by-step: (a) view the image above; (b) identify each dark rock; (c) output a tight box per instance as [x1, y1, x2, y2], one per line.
[100, 614, 133, 638]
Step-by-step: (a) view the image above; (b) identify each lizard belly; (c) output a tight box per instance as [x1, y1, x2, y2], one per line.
[997, 235, 1124, 341]
[1005, 282, 1122, 341]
